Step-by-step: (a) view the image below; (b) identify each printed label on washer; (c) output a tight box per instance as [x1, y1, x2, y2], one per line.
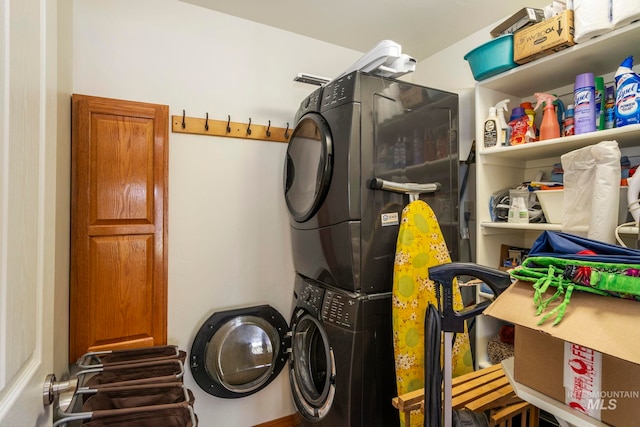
[381, 212, 399, 226]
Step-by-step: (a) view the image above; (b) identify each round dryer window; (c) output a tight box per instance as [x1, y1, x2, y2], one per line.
[283, 113, 333, 222]
[190, 305, 290, 398]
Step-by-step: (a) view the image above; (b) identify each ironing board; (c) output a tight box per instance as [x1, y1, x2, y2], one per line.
[392, 199, 474, 427]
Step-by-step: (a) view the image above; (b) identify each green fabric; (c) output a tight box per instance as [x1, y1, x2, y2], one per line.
[509, 256, 640, 325]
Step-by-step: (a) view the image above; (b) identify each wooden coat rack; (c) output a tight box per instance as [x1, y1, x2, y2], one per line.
[172, 111, 290, 143]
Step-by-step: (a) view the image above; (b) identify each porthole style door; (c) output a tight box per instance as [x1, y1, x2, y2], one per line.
[288, 311, 336, 421]
[283, 113, 333, 223]
[190, 305, 290, 398]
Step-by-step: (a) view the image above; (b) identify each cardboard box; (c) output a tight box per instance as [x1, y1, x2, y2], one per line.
[490, 7, 546, 37]
[513, 10, 575, 65]
[484, 280, 640, 426]
[498, 244, 529, 271]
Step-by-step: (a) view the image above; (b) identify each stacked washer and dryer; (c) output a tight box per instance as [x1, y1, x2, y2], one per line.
[188, 69, 466, 427]
[283, 71, 463, 426]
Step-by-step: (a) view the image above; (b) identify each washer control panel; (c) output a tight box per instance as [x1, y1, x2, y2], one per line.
[294, 87, 323, 122]
[321, 72, 357, 111]
[321, 290, 358, 330]
[297, 281, 325, 314]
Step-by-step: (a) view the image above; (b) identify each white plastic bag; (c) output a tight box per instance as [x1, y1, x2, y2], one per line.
[561, 140, 621, 243]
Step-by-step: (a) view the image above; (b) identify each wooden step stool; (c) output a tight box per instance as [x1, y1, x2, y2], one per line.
[392, 363, 539, 427]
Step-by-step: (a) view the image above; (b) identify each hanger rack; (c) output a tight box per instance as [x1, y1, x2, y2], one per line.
[172, 111, 291, 143]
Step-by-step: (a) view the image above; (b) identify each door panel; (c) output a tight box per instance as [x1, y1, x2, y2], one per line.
[90, 114, 155, 224]
[87, 235, 155, 348]
[70, 94, 168, 362]
[0, 0, 61, 425]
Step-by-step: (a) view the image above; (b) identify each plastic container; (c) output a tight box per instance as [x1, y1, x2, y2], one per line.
[574, 72, 596, 134]
[614, 55, 640, 127]
[508, 108, 529, 145]
[508, 189, 529, 223]
[605, 86, 616, 129]
[535, 187, 629, 224]
[534, 93, 561, 140]
[495, 99, 510, 146]
[595, 76, 606, 130]
[464, 35, 518, 81]
[563, 104, 575, 136]
[483, 107, 499, 148]
[520, 101, 536, 136]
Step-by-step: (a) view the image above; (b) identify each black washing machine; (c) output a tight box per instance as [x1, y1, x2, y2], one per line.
[284, 71, 460, 294]
[189, 274, 398, 427]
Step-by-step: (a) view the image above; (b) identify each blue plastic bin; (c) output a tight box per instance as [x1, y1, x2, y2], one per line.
[464, 34, 518, 81]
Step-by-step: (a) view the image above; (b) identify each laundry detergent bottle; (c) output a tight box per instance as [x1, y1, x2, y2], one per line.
[508, 107, 529, 145]
[520, 101, 537, 137]
[614, 55, 640, 127]
[534, 92, 560, 140]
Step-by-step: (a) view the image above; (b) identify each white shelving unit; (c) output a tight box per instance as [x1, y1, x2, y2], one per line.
[473, 21, 640, 369]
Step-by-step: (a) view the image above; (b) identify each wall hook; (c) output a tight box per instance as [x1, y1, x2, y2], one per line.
[266, 120, 271, 137]
[284, 122, 290, 139]
[182, 110, 186, 129]
[205, 113, 209, 131]
[226, 115, 231, 133]
[246, 118, 252, 135]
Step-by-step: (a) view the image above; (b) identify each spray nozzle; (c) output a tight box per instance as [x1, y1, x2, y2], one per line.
[494, 99, 510, 113]
[533, 92, 558, 111]
[493, 99, 510, 132]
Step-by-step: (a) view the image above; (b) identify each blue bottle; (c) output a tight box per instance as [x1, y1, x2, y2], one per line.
[614, 56, 640, 127]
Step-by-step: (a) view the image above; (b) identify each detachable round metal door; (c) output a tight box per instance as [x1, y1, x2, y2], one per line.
[283, 113, 333, 223]
[190, 305, 290, 398]
[289, 310, 336, 421]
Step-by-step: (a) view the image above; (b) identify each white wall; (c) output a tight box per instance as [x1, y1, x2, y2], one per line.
[412, 32, 480, 92]
[71, 1, 515, 424]
[72, 1, 361, 426]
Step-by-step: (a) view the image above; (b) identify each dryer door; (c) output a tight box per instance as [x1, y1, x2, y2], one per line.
[284, 113, 333, 223]
[289, 310, 336, 421]
[190, 305, 290, 398]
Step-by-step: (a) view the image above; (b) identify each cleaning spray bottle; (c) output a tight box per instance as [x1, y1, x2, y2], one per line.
[595, 76, 606, 130]
[534, 93, 561, 140]
[495, 99, 510, 146]
[615, 56, 640, 127]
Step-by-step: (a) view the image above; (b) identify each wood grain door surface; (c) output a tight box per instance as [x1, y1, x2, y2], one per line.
[70, 94, 168, 362]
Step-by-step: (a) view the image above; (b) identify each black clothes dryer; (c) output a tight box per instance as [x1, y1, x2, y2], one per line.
[284, 71, 460, 294]
[189, 274, 398, 427]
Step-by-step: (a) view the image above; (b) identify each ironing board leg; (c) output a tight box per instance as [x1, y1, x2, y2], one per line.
[443, 332, 453, 427]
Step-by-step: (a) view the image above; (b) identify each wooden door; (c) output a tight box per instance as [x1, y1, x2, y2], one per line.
[70, 94, 169, 363]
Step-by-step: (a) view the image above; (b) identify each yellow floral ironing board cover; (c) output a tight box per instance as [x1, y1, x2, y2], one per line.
[392, 200, 473, 427]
